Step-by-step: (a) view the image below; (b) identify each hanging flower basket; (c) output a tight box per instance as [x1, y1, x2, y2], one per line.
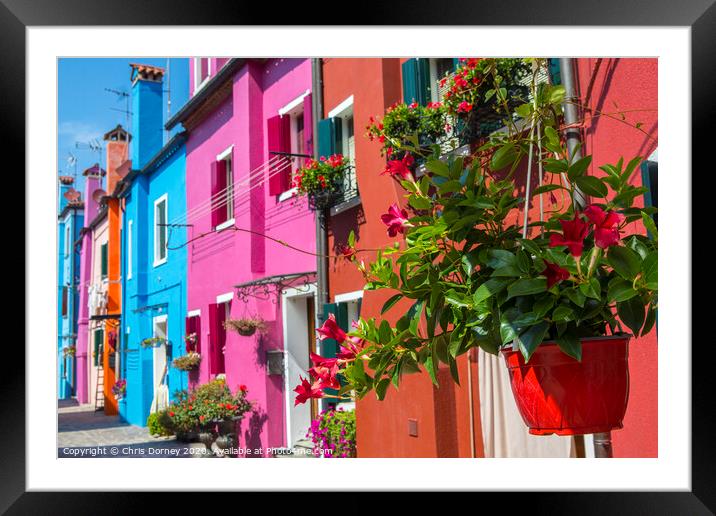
[224, 318, 267, 337]
[501, 335, 630, 436]
[111, 379, 126, 400]
[63, 345, 77, 357]
[172, 352, 202, 371]
[141, 336, 168, 348]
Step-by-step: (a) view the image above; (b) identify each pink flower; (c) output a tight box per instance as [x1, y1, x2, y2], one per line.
[409, 102, 418, 109]
[584, 205, 624, 249]
[316, 313, 347, 344]
[542, 261, 571, 288]
[294, 376, 324, 406]
[336, 335, 364, 361]
[549, 215, 590, 257]
[380, 203, 412, 237]
[337, 242, 356, 261]
[381, 153, 414, 180]
[309, 356, 340, 390]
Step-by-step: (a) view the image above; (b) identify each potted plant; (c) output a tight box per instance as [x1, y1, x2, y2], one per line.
[141, 336, 168, 348]
[63, 345, 76, 357]
[184, 332, 198, 353]
[224, 317, 267, 337]
[111, 379, 126, 401]
[293, 154, 350, 211]
[307, 407, 357, 458]
[293, 58, 657, 437]
[172, 352, 201, 372]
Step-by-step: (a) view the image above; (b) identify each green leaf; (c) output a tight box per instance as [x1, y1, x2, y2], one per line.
[575, 175, 608, 197]
[426, 159, 450, 177]
[507, 278, 547, 299]
[424, 350, 439, 386]
[348, 230, 355, 247]
[381, 294, 403, 315]
[642, 251, 658, 290]
[532, 184, 566, 195]
[562, 288, 586, 307]
[491, 143, 518, 171]
[379, 320, 392, 343]
[617, 296, 646, 336]
[548, 85, 566, 104]
[568, 155, 592, 180]
[608, 279, 638, 302]
[552, 304, 575, 322]
[409, 195, 432, 210]
[608, 246, 641, 280]
[515, 321, 550, 362]
[556, 330, 582, 361]
[473, 278, 512, 304]
[642, 212, 658, 243]
[641, 305, 657, 336]
[448, 355, 460, 385]
[579, 277, 601, 300]
[544, 126, 559, 145]
[487, 249, 517, 269]
[375, 377, 391, 400]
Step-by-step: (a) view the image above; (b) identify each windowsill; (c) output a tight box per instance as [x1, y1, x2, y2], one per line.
[278, 188, 298, 203]
[153, 258, 167, 268]
[214, 218, 235, 232]
[329, 195, 361, 216]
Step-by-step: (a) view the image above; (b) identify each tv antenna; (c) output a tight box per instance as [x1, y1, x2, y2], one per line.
[66, 152, 78, 179]
[75, 138, 103, 172]
[105, 87, 132, 128]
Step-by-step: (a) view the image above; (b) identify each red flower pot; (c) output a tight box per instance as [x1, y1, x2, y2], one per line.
[501, 335, 630, 436]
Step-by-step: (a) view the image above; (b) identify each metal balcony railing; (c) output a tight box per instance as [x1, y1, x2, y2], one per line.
[307, 165, 360, 213]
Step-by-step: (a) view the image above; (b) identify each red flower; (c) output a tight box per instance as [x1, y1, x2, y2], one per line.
[542, 261, 571, 288]
[381, 153, 414, 181]
[294, 376, 324, 406]
[238, 384, 247, 393]
[457, 101, 473, 113]
[309, 359, 340, 390]
[409, 102, 418, 109]
[336, 335, 364, 361]
[584, 205, 624, 249]
[549, 215, 590, 257]
[380, 203, 412, 237]
[316, 313, 347, 344]
[169, 411, 175, 417]
[337, 242, 356, 261]
[199, 415, 205, 422]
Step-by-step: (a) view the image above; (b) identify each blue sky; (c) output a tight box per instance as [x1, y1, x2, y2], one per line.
[57, 58, 189, 192]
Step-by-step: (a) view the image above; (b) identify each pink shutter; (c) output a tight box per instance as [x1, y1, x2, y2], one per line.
[267, 116, 284, 195]
[185, 316, 192, 353]
[208, 304, 221, 375]
[303, 93, 313, 157]
[279, 115, 292, 192]
[194, 316, 202, 355]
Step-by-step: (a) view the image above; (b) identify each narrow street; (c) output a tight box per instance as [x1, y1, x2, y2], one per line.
[57, 399, 201, 458]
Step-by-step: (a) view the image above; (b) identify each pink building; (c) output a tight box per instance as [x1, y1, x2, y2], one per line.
[166, 58, 317, 453]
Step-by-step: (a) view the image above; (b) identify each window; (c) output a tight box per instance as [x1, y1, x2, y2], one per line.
[185, 313, 202, 355]
[127, 220, 133, 280]
[212, 147, 234, 230]
[319, 96, 358, 209]
[100, 243, 108, 279]
[64, 224, 71, 257]
[61, 286, 68, 316]
[429, 58, 457, 103]
[209, 301, 228, 375]
[154, 194, 168, 266]
[194, 57, 210, 93]
[93, 328, 104, 367]
[273, 90, 313, 198]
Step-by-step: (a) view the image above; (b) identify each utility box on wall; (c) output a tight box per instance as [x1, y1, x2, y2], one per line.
[266, 350, 284, 376]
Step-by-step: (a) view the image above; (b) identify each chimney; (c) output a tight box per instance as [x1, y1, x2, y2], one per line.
[82, 163, 105, 222]
[103, 124, 131, 193]
[130, 63, 165, 170]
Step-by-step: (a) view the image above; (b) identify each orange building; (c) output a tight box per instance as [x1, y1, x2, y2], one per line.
[102, 125, 131, 416]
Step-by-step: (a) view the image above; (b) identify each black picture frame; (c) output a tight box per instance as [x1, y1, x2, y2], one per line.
[6, 0, 709, 511]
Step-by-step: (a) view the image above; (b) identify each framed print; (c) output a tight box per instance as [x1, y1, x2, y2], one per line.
[4, 0, 711, 511]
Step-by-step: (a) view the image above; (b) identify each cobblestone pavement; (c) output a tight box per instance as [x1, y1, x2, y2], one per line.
[57, 399, 207, 458]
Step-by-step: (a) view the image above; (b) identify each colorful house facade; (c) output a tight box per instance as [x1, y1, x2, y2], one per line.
[57, 176, 84, 400]
[164, 58, 317, 451]
[74, 164, 106, 404]
[118, 63, 189, 427]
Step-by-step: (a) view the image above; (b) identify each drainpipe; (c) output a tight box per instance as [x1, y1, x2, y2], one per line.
[559, 58, 587, 210]
[312, 58, 329, 322]
[560, 58, 611, 458]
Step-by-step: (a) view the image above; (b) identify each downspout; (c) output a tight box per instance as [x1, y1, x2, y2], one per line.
[559, 58, 587, 210]
[560, 58, 612, 459]
[312, 58, 329, 322]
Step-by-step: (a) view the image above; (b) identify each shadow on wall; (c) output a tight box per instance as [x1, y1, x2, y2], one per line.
[243, 407, 269, 457]
[328, 204, 365, 256]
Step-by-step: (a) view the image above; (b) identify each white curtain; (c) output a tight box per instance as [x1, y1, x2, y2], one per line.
[478, 349, 574, 458]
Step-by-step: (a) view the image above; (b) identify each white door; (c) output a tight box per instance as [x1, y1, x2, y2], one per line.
[282, 286, 316, 447]
[152, 315, 168, 412]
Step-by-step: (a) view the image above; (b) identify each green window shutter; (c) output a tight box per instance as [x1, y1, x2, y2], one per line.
[320, 302, 349, 410]
[640, 160, 658, 227]
[101, 243, 108, 278]
[93, 328, 104, 367]
[317, 117, 343, 158]
[548, 58, 562, 85]
[402, 58, 431, 106]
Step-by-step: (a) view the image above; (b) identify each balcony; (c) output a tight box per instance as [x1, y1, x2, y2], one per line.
[306, 166, 360, 215]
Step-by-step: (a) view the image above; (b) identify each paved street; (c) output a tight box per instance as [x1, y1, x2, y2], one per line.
[57, 399, 205, 458]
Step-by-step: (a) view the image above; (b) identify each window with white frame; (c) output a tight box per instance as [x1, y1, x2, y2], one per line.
[214, 146, 234, 229]
[153, 194, 168, 266]
[328, 98, 357, 197]
[278, 91, 311, 198]
[194, 57, 210, 93]
[127, 219, 133, 280]
[429, 58, 457, 103]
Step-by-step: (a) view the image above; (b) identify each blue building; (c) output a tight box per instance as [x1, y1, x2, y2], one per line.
[118, 63, 188, 426]
[57, 176, 84, 399]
